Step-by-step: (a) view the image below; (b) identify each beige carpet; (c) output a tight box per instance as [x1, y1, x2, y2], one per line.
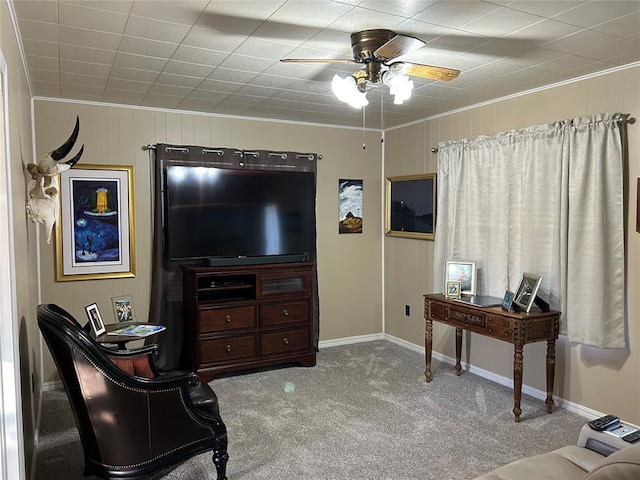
[36, 340, 587, 479]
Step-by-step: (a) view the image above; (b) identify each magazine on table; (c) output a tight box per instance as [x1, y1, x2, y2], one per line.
[106, 324, 166, 337]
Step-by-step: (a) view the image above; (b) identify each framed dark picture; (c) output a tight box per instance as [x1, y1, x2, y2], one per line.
[513, 273, 542, 313]
[502, 290, 514, 311]
[445, 281, 461, 299]
[444, 260, 476, 296]
[56, 164, 136, 281]
[84, 302, 105, 337]
[385, 173, 436, 240]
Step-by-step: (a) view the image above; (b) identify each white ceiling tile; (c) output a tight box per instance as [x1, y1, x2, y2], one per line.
[110, 66, 160, 83]
[171, 45, 229, 66]
[206, 68, 257, 84]
[16, 19, 59, 43]
[22, 39, 59, 58]
[26, 55, 59, 72]
[462, 7, 543, 37]
[140, 93, 185, 109]
[147, 84, 193, 96]
[155, 73, 204, 88]
[176, 97, 221, 112]
[106, 78, 153, 92]
[60, 59, 111, 76]
[592, 12, 640, 38]
[59, 25, 121, 50]
[505, 1, 587, 17]
[182, 28, 247, 52]
[505, 19, 582, 45]
[62, 1, 134, 15]
[102, 89, 147, 104]
[29, 69, 60, 83]
[130, 0, 209, 25]
[218, 54, 276, 73]
[13, 0, 58, 23]
[328, 7, 408, 33]
[542, 29, 617, 55]
[358, 0, 436, 17]
[577, 38, 640, 62]
[59, 2, 128, 34]
[31, 80, 61, 96]
[162, 60, 215, 77]
[553, 1, 640, 29]
[413, 1, 502, 29]
[113, 52, 168, 72]
[60, 82, 104, 97]
[186, 89, 230, 102]
[118, 36, 179, 59]
[59, 44, 116, 64]
[60, 71, 108, 88]
[195, 1, 285, 31]
[234, 38, 297, 60]
[124, 16, 191, 43]
[533, 54, 600, 74]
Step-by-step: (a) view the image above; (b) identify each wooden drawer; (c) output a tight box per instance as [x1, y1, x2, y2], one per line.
[260, 301, 309, 327]
[199, 305, 256, 334]
[449, 305, 485, 328]
[200, 335, 257, 363]
[427, 300, 449, 322]
[260, 328, 310, 356]
[486, 315, 511, 340]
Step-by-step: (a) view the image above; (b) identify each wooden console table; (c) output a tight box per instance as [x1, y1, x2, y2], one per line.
[423, 294, 560, 422]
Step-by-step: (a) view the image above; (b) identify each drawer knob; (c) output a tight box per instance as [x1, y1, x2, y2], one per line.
[225, 315, 232, 323]
[225, 344, 232, 352]
[282, 337, 289, 345]
[282, 309, 289, 316]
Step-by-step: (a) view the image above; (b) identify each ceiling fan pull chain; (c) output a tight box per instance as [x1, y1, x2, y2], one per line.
[362, 107, 366, 150]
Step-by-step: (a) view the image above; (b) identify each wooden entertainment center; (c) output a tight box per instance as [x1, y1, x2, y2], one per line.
[181, 262, 316, 381]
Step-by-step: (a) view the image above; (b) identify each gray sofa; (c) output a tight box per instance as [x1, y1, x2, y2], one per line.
[474, 423, 640, 480]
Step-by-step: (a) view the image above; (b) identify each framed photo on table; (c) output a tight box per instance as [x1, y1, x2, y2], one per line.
[513, 273, 542, 313]
[444, 260, 477, 296]
[111, 294, 135, 323]
[84, 303, 105, 337]
[56, 164, 136, 281]
[445, 281, 462, 299]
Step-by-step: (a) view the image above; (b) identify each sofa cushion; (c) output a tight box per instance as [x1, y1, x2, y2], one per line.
[585, 442, 640, 480]
[474, 446, 604, 480]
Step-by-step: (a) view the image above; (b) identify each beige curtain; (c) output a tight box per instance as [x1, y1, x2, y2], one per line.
[434, 113, 627, 348]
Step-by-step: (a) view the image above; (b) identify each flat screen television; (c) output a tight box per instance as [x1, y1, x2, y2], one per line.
[163, 165, 316, 264]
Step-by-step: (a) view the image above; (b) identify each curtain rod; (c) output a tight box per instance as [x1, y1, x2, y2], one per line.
[430, 115, 636, 153]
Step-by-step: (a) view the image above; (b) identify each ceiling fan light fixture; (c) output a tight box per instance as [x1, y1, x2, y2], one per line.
[383, 70, 414, 105]
[331, 74, 369, 108]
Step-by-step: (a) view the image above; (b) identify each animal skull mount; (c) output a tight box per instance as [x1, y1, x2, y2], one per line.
[25, 116, 84, 244]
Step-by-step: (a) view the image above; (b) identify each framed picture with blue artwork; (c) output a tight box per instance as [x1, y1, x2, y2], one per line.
[56, 164, 136, 281]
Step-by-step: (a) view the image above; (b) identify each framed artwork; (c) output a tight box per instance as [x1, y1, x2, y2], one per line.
[513, 273, 543, 313]
[111, 294, 135, 323]
[84, 303, 105, 337]
[445, 281, 461, 299]
[338, 179, 363, 234]
[444, 260, 477, 296]
[502, 290, 514, 312]
[56, 164, 136, 281]
[385, 173, 436, 240]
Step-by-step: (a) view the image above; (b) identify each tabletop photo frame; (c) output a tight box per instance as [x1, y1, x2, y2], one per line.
[444, 260, 477, 296]
[84, 302, 105, 337]
[111, 294, 136, 323]
[513, 273, 543, 313]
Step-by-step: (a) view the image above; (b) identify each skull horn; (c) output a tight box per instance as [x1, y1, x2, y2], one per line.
[50, 115, 80, 161]
[66, 144, 84, 168]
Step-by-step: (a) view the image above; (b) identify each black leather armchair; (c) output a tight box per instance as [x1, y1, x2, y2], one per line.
[37, 303, 229, 479]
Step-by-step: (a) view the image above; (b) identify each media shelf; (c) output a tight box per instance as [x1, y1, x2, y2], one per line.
[181, 262, 317, 381]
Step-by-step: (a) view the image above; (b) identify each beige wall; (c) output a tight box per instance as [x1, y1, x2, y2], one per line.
[35, 100, 384, 382]
[385, 66, 640, 425]
[1, 1, 39, 477]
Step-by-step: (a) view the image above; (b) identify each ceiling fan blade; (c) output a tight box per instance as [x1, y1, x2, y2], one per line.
[280, 58, 357, 64]
[392, 62, 461, 81]
[374, 34, 426, 61]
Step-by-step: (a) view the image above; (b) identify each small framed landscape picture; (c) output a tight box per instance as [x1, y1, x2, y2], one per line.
[111, 295, 135, 323]
[502, 290, 514, 312]
[513, 273, 543, 313]
[445, 281, 461, 299]
[444, 260, 477, 296]
[84, 303, 105, 337]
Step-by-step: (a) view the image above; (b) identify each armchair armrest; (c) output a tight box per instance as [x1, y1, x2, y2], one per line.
[577, 422, 639, 456]
[101, 343, 159, 358]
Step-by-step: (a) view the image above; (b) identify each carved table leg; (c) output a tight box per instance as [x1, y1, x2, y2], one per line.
[546, 339, 556, 414]
[455, 328, 462, 376]
[513, 344, 523, 422]
[425, 318, 433, 382]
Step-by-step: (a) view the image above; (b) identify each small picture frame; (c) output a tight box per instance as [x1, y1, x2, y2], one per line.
[444, 260, 477, 296]
[513, 273, 543, 313]
[445, 281, 462, 299]
[111, 295, 135, 323]
[84, 303, 105, 337]
[502, 290, 514, 312]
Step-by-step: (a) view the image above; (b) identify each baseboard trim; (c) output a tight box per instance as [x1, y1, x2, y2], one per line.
[318, 333, 384, 349]
[42, 380, 62, 392]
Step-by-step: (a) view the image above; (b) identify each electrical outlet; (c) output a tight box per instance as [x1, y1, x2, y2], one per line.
[405, 305, 410, 316]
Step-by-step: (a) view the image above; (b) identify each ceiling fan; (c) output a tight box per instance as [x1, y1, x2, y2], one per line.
[281, 29, 461, 108]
